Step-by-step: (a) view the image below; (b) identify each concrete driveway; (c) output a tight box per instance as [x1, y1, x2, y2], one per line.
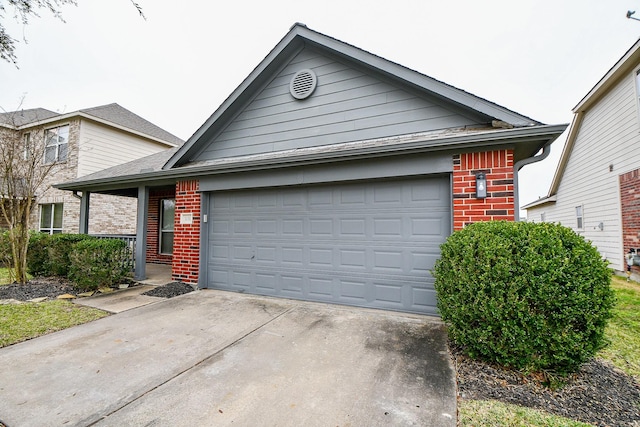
[0, 290, 456, 426]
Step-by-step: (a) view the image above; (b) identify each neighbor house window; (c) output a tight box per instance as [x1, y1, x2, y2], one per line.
[159, 198, 175, 254]
[40, 203, 63, 234]
[23, 132, 30, 160]
[575, 205, 584, 229]
[44, 124, 69, 164]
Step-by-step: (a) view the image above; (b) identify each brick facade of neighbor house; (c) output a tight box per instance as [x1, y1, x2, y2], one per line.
[172, 180, 201, 284]
[620, 168, 640, 274]
[452, 149, 515, 230]
[146, 187, 176, 265]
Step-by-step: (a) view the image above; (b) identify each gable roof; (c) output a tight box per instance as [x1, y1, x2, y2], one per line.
[165, 23, 542, 169]
[523, 38, 640, 210]
[0, 103, 183, 147]
[0, 108, 59, 127]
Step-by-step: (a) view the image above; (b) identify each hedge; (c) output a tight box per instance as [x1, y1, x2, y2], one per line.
[68, 238, 131, 291]
[433, 221, 614, 374]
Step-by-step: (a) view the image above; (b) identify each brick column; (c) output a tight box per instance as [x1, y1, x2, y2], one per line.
[452, 150, 515, 230]
[172, 180, 201, 284]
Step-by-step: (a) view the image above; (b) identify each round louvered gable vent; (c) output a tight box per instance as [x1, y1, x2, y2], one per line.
[289, 69, 317, 100]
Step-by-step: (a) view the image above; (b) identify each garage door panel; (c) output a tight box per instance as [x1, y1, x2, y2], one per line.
[206, 176, 450, 315]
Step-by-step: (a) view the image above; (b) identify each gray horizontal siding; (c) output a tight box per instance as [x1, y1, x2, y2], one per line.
[196, 47, 488, 162]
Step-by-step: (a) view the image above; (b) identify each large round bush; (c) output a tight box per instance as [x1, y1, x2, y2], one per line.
[434, 221, 614, 374]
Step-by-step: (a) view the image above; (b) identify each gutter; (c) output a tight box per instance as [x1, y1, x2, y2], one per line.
[55, 124, 567, 193]
[513, 141, 553, 221]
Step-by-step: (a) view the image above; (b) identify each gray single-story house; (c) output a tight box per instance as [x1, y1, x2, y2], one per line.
[56, 23, 566, 315]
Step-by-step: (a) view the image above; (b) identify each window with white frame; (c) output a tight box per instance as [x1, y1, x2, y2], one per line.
[44, 125, 69, 164]
[40, 203, 63, 234]
[159, 198, 175, 254]
[575, 205, 584, 229]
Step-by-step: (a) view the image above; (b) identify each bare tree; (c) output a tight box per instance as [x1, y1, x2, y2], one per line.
[1, 0, 145, 65]
[0, 107, 60, 283]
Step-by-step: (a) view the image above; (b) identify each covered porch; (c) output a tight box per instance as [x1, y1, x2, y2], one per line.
[68, 177, 202, 286]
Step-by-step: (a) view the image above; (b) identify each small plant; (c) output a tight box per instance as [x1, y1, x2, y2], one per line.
[434, 221, 614, 374]
[68, 239, 131, 291]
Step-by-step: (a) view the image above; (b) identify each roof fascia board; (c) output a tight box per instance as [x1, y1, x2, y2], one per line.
[57, 124, 566, 192]
[298, 28, 539, 127]
[547, 111, 583, 196]
[544, 40, 640, 200]
[164, 23, 542, 170]
[521, 194, 557, 210]
[573, 38, 640, 113]
[14, 112, 177, 147]
[164, 29, 305, 169]
[76, 113, 179, 147]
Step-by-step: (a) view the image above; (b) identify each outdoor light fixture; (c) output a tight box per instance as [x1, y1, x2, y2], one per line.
[476, 173, 487, 199]
[627, 10, 640, 21]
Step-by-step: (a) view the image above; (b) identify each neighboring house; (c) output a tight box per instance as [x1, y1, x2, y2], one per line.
[523, 39, 640, 274]
[0, 103, 183, 235]
[56, 24, 566, 315]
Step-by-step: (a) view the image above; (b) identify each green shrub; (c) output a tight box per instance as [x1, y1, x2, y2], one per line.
[68, 239, 131, 291]
[433, 221, 614, 374]
[47, 234, 96, 277]
[27, 232, 51, 276]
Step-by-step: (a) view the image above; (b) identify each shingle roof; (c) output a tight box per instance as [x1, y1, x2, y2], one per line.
[0, 108, 59, 127]
[0, 103, 183, 147]
[62, 146, 181, 184]
[79, 103, 183, 146]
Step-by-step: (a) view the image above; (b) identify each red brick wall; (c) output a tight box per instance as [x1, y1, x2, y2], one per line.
[620, 169, 640, 273]
[172, 180, 201, 284]
[452, 150, 515, 230]
[147, 188, 175, 265]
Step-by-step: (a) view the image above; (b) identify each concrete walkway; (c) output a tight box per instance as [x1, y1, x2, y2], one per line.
[74, 263, 173, 313]
[0, 291, 456, 427]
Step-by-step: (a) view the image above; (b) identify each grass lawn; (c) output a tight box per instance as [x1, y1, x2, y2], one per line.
[458, 400, 593, 427]
[0, 300, 109, 347]
[598, 275, 640, 379]
[458, 274, 640, 427]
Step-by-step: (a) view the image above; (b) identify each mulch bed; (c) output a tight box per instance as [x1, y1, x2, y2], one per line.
[0, 278, 194, 301]
[0, 277, 78, 301]
[452, 342, 640, 426]
[141, 282, 195, 298]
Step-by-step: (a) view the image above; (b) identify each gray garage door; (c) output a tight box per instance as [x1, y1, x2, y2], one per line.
[205, 176, 451, 315]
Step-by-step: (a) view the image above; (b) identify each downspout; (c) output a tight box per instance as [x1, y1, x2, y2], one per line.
[513, 141, 552, 221]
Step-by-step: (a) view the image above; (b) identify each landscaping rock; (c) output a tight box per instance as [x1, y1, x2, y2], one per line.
[56, 294, 76, 300]
[27, 297, 48, 303]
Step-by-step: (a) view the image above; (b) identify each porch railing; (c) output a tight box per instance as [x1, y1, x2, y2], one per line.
[90, 234, 136, 271]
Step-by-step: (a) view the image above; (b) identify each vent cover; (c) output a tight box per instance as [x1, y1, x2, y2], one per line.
[289, 69, 317, 100]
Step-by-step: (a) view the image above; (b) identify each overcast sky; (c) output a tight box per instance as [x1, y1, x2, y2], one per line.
[1, 0, 639, 214]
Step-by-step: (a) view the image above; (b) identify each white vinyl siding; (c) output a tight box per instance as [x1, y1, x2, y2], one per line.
[528, 71, 640, 270]
[76, 121, 171, 177]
